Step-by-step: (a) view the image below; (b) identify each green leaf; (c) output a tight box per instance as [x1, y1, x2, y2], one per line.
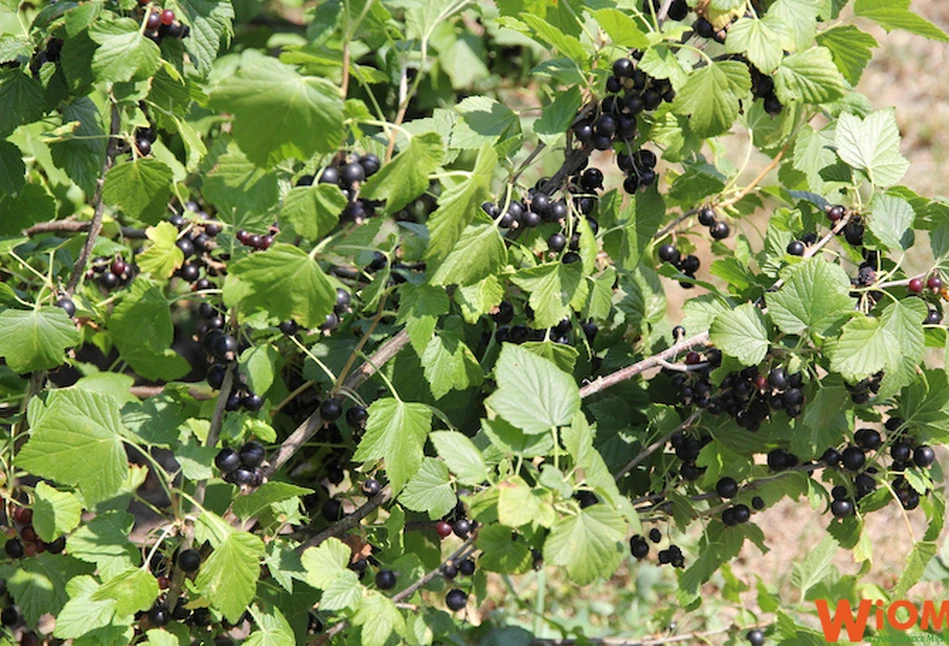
[879, 298, 928, 396]
[518, 13, 586, 61]
[280, 184, 346, 241]
[49, 97, 106, 196]
[724, 16, 785, 75]
[709, 302, 771, 366]
[67, 512, 139, 579]
[91, 567, 159, 617]
[816, 25, 878, 86]
[773, 46, 846, 105]
[353, 398, 432, 494]
[0, 69, 45, 137]
[593, 9, 649, 48]
[353, 591, 405, 646]
[485, 344, 580, 435]
[102, 158, 174, 225]
[456, 275, 504, 323]
[768, 0, 821, 52]
[672, 61, 750, 138]
[246, 604, 295, 646]
[0, 553, 93, 627]
[866, 193, 915, 251]
[397, 283, 450, 354]
[430, 222, 507, 287]
[828, 315, 900, 383]
[208, 51, 343, 166]
[534, 86, 582, 144]
[195, 531, 265, 622]
[511, 262, 583, 329]
[224, 244, 335, 328]
[450, 96, 519, 149]
[638, 46, 690, 90]
[135, 222, 185, 279]
[790, 534, 838, 598]
[399, 457, 456, 519]
[32, 481, 82, 542]
[497, 475, 556, 528]
[854, 0, 949, 42]
[0, 183, 55, 236]
[175, 0, 235, 76]
[520, 341, 579, 373]
[835, 109, 909, 187]
[476, 524, 532, 574]
[894, 541, 938, 597]
[792, 125, 836, 191]
[0, 307, 80, 373]
[232, 482, 311, 521]
[796, 377, 852, 459]
[0, 140, 25, 195]
[426, 143, 496, 261]
[543, 505, 626, 585]
[110, 280, 190, 381]
[301, 537, 350, 589]
[239, 343, 282, 396]
[897, 370, 949, 443]
[765, 258, 855, 338]
[201, 140, 279, 227]
[430, 430, 488, 486]
[89, 18, 161, 83]
[54, 575, 116, 639]
[17, 389, 128, 506]
[360, 133, 443, 211]
[420, 319, 483, 399]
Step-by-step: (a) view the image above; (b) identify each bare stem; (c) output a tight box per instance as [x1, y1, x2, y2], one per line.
[295, 487, 391, 553]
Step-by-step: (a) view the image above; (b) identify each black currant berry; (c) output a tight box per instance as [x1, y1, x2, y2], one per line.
[697, 207, 716, 226]
[821, 447, 841, 467]
[913, 445, 936, 468]
[716, 477, 739, 499]
[612, 58, 634, 78]
[363, 479, 381, 497]
[359, 154, 381, 177]
[458, 558, 476, 576]
[840, 446, 866, 472]
[787, 240, 805, 256]
[322, 498, 343, 521]
[709, 221, 730, 240]
[680, 255, 700, 274]
[346, 405, 369, 428]
[340, 162, 365, 186]
[211, 334, 238, 362]
[177, 548, 201, 573]
[831, 499, 854, 518]
[445, 589, 467, 611]
[320, 398, 343, 422]
[149, 605, 170, 627]
[630, 536, 649, 559]
[1, 607, 18, 626]
[890, 443, 912, 462]
[658, 243, 679, 264]
[854, 429, 881, 450]
[242, 393, 264, 411]
[239, 441, 266, 468]
[751, 496, 765, 511]
[55, 297, 76, 317]
[452, 519, 472, 538]
[746, 629, 765, 646]
[214, 447, 240, 473]
[375, 569, 396, 590]
[4, 539, 23, 559]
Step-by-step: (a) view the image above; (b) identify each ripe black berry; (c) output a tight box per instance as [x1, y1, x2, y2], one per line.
[787, 240, 805, 256]
[346, 405, 369, 428]
[925, 309, 943, 325]
[768, 367, 787, 389]
[441, 563, 458, 579]
[375, 569, 396, 590]
[46, 536, 66, 554]
[890, 443, 912, 462]
[658, 243, 679, 264]
[716, 477, 739, 499]
[580, 167, 604, 191]
[854, 429, 881, 450]
[630, 536, 649, 559]
[214, 447, 240, 473]
[99, 271, 119, 289]
[612, 58, 634, 78]
[363, 479, 381, 497]
[751, 496, 765, 511]
[239, 441, 266, 468]
[458, 558, 476, 576]
[359, 154, 381, 177]
[4, 538, 23, 559]
[766, 449, 794, 472]
[149, 604, 170, 627]
[452, 519, 472, 538]
[562, 252, 580, 264]
[913, 445, 936, 468]
[782, 388, 803, 408]
[322, 498, 343, 521]
[746, 629, 765, 646]
[211, 334, 238, 362]
[319, 398, 343, 422]
[648, 528, 661, 543]
[445, 589, 467, 611]
[732, 504, 750, 524]
[709, 221, 730, 240]
[697, 207, 716, 226]
[55, 297, 76, 317]
[840, 446, 866, 472]
[339, 162, 365, 186]
[177, 548, 201, 573]
[547, 233, 567, 252]
[831, 499, 853, 518]
[242, 393, 264, 411]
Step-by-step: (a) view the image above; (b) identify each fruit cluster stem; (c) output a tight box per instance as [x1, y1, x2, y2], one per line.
[65, 101, 122, 295]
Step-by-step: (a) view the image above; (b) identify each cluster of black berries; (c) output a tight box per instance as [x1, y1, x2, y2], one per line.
[28, 37, 62, 78]
[215, 440, 266, 487]
[826, 204, 865, 246]
[670, 430, 712, 482]
[903, 271, 945, 325]
[298, 153, 382, 223]
[141, 7, 190, 44]
[234, 227, 275, 252]
[169, 203, 225, 291]
[845, 370, 883, 404]
[435, 495, 475, 540]
[3, 505, 66, 561]
[697, 206, 731, 240]
[482, 193, 560, 231]
[440, 555, 477, 581]
[749, 67, 782, 115]
[133, 125, 158, 157]
[86, 254, 136, 291]
[631, 527, 684, 567]
[693, 17, 726, 43]
[207, 365, 264, 414]
[657, 243, 701, 289]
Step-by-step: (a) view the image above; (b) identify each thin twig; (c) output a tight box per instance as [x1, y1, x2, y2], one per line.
[23, 219, 147, 239]
[66, 102, 121, 294]
[718, 148, 785, 209]
[265, 328, 411, 475]
[614, 411, 700, 481]
[295, 487, 391, 553]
